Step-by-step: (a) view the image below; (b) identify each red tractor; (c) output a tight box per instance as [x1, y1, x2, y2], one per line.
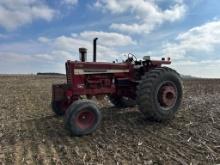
[52, 38, 183, 136]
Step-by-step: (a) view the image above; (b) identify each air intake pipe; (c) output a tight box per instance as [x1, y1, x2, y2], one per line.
[93, 38, 98, 62]
[79, 48, 87, 62]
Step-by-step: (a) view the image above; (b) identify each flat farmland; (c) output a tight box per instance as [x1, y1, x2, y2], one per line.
[0, 75, 220, 164]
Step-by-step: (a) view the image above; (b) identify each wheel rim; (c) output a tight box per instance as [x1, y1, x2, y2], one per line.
[75, 109, 96, 129]
[157, 81, 177, 110]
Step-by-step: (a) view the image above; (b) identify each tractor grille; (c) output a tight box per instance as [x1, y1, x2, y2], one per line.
[66, 63, 72, 85]
[67, 71, 72, 84]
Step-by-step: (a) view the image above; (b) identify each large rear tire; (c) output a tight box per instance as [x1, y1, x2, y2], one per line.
[137, 67, 183, 121]
[65, 100, 102, 136]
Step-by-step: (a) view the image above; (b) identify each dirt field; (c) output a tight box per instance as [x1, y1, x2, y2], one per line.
[0, 75, 220, 165]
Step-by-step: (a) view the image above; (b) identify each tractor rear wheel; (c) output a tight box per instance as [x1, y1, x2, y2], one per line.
[137, 67, 182, 121]
[51, 101, 66, 116]
[108, 95, 136, 108]
[65, 100, 102, 136]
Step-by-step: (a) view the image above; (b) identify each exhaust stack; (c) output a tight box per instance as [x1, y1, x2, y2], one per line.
[93, 38, 98, 62]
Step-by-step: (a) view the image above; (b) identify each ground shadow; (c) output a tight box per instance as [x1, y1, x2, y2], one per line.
[1, 106, 172, 147]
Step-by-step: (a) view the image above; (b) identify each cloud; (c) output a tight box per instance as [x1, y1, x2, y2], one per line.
[54, 35, 119, 61]
[52, 31, 135, 61]
[0, 0, 55, 30]
[171, 59, 220, 78]
[0, 31, 135, 73]
[62, 0, 78, 5]
[157, 19, 220, 78]
[0, 52, 67, 74]
[163, 20, 220, 59]
[95, 0, 186, 34]
[38, 37, 51, 43]
[79, 31, 136, 47]
[0, 33, 8, 39]
[0, 52, 32, 63]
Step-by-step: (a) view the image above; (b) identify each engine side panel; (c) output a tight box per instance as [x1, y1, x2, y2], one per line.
[66, 61, 134, 96]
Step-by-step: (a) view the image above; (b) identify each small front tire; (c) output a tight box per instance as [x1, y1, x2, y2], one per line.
[65, 100, 102, 136]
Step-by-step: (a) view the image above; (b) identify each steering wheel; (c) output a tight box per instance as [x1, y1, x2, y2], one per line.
[128, 53, 137, 61]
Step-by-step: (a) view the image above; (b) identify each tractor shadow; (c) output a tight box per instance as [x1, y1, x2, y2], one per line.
[3, 106, 172, 146]
[100, 106, 171, 128]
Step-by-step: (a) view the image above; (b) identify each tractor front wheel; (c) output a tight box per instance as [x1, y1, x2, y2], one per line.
[137, 67, 183, 121]
[65, 100, 102, 136]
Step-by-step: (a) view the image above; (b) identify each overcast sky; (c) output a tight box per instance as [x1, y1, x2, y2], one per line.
[0, 0, 220, 77]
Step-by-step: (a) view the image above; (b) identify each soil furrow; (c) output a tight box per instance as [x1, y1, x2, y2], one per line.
[1, 76, 220, 164]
